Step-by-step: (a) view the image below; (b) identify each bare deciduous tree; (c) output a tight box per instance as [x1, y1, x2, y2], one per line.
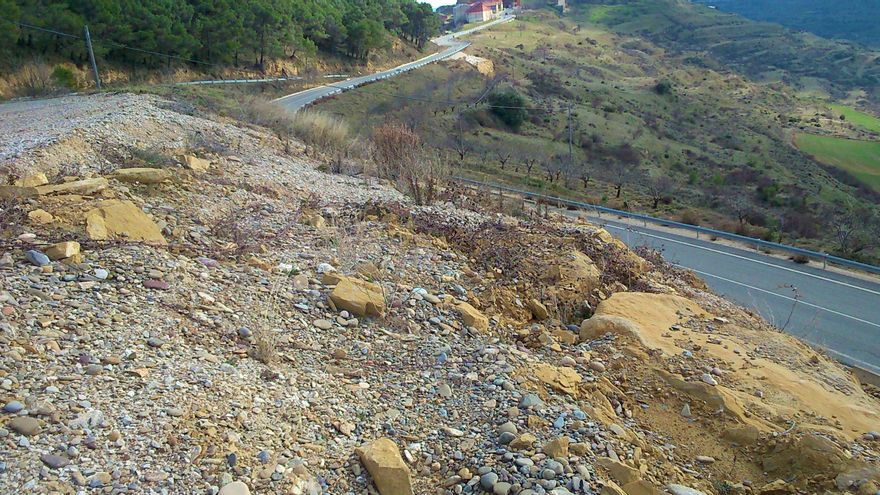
[607, 144, 642, 198]
[495, 149, 512, 170]
[448, 135, 471, 163]
[647, 175, 676, 209]
[578, 160, 596, 189]
[828, 205, 873, 254]
[606, 160, 638, 199]
[524, 156, 538, 177]
[729, 194, 751, 226]
[543, 158, 565, 184]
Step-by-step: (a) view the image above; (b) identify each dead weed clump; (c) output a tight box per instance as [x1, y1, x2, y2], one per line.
[208, 203, 270, 257]
[0, 197, 28, 238]
[101, 145, 175, 171]
[371, 121, 447, 205]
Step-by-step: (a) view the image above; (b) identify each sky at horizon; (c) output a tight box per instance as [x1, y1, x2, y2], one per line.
[429, 0, 454, 9]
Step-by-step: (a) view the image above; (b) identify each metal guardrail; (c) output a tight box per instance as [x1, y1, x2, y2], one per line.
[174, 74, 350, 86]
[453, 176, 880, 275]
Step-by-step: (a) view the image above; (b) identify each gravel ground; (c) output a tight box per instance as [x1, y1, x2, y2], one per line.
[1, 93, 878, 495]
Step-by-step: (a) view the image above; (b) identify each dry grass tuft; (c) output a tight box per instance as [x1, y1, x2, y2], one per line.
[289, 110, 352, 152]
[252, 324, 279, 366]
[241, 100, 351, 155]
[250, 274, 289, 367]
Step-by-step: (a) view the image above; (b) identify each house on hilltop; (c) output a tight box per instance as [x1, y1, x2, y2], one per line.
[454, 0, 508, 26]
[466, 2, 492, 23]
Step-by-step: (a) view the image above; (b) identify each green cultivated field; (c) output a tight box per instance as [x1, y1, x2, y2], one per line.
[829, 104, 880, 134]
[796, 134, 880, 191]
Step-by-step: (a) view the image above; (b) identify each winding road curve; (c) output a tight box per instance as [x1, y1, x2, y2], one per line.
[272, 13, 880, 376]
[274, 13, 515, 112]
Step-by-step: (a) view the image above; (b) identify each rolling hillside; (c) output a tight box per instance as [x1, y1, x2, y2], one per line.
[319, 8, 880, 262]
[573, 0, 880, 107]
[693, 0, 880, 48]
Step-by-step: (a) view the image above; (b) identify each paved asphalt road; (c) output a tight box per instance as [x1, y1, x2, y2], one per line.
[580, 213, 880, 374]
[270, 13, 880, 375]
[274, 14, 515, 112]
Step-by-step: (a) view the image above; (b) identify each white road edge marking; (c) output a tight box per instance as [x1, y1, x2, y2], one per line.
[273, 86, 326, 102]
[598, 222, 880, 296]
[685, 267, 879, 328]
[686, 267, 880, 374]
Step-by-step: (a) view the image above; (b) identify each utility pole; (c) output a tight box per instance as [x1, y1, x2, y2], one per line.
[567, 102, 573, 167]
[83, 25, 101, 89]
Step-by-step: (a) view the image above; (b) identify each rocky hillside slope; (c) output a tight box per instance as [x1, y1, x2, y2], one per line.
[0, 93, 878, 495]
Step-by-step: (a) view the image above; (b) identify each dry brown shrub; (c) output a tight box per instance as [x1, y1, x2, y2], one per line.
[679, 209, 701, 226]
[17, 61, 54, 97]
[371, 122, 447, 205]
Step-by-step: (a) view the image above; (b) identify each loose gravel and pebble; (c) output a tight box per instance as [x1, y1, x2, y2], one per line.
[1, 93, 878, 495]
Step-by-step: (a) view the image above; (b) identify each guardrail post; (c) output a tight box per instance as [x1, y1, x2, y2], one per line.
[449, 176, 880, 275]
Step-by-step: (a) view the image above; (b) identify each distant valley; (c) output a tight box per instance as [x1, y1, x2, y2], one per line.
[693, 0, 880, 48]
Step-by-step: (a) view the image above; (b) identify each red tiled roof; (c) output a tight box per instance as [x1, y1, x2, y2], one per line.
[466, 2, 489, 13]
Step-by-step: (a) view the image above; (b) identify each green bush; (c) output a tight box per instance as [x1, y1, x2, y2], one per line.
[654, 80, 673, 95]
[488, 90, 528, 131]
[51, 66, 77, 89]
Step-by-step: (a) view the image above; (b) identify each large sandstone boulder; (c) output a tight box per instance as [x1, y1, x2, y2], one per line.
[579, 292, 707, 352]
[355, 438, 413, 495]
[182, 155, 210, 172]
[45, 241, 80, 260]
[722, 425, 760, 445]
[28, 209, 55, 225]
[85, 200, 167, 245]
[14, 173, 49, 187]
[301, 211, 326, 228]
[328, 275, 385, 317]
[543, 436, 570, 458]
[527, 298, 549, 320]
[36, 177, 109, 196]
[592, 228, 649, 275]
[657, 370, 749, 421]
[763, 433, 851, 479]
[601, 481, 628, 495]
[455, 301, 488, 331]
[542, 249, 601, 292]
[598, 457, 640, 485]
[112, 168, 171, 184]
[534, 364, 581, 395]
[579, 315, 641, 343]
[621, 480, 663, 495]
[0, 185, 39, 199]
